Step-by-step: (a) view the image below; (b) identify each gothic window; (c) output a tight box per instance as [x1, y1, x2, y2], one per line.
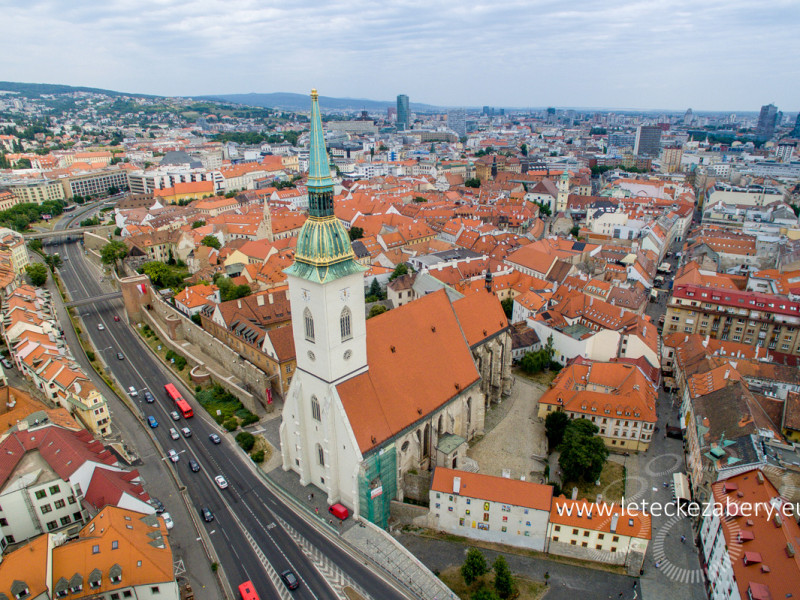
[304, 308, 315, 342]
[340, 307, 352, 341]
[311, 396, 321, 422]
[316, 443, 325, 466]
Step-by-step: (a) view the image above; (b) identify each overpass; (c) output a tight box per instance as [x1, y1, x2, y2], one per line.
[64, 291, 123, 308]
[24, 225, 113, 240]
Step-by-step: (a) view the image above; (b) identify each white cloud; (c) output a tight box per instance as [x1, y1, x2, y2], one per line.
[0, 0, 797, 110]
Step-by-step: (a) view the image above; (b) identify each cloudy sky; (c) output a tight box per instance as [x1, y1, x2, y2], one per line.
[2, 0, 798, 111]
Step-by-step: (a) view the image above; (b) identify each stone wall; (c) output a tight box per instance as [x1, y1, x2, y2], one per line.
[402, 471, 433, 504]
[389, 500, 429, 527]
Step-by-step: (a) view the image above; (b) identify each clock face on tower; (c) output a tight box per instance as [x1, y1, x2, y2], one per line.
[339, 288, 350, 302]
[302, 289, 311, 302]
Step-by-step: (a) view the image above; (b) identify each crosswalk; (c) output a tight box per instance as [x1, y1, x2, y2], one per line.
[242, 528, 295, 600]
[276, 515, 372, 600]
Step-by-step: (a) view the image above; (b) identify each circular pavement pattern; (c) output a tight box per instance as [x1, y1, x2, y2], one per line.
[645, 453, 683, 478]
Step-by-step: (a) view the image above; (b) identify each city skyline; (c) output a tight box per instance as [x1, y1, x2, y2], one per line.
[1, 0, 798, 112]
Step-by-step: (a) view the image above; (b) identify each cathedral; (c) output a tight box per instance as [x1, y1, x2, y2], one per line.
[279, 91, 510, 526]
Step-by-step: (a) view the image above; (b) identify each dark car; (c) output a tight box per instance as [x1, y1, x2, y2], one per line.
[280, 570, 300, 590]
[188, 459, 200, 473]
[150, 497, 165, 514]
[117, 352, 124, 360]
[143, 391, 155, 403]
[209, 433, 221, 444]
[200, 507, 214, 522]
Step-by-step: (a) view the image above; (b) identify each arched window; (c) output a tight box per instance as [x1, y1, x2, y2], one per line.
[340, 307, 352, 341]
[311, 395, 321, 422]
[316, 443, 325, 466]
[304, 308, 315, 342]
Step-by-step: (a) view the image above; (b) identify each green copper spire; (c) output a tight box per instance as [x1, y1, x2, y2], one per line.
[284, 89, 365, 284]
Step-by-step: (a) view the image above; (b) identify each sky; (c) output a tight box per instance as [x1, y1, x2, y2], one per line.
[1, 0, 799, 112]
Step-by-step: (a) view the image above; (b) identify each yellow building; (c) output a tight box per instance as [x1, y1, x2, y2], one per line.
[8, 179, 66, 204]
[0, 227, 30, 274]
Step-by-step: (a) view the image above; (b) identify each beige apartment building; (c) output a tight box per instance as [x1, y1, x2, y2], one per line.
[665, 283, 800, 356]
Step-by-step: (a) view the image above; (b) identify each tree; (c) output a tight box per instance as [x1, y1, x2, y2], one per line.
[28, 239, 43, 253]
[348, 226, 364, 241]
[367, 278, 383, 301]
[535, 200, 552, 217]
[559, 418, 610, 483]
[500, 298, 513, 319]
[15, 157, 32, 169]
[26, 263, 48, 286]
[201, 235, 220, 250]
[520, 143, 528, 156]
[461, 548, 488, 586]
[100, 240, 128, 271]
[141, 261, 171, 287]
[465, 178, 481, 188]
[389, 263, 408, 282]
[545, 410, 570, 450]
[471, 591, 499, 600]
[493, 555, 514, 599]
[569, 225, 580, 238]
[368, 304, 387, 319]
[44, 254, 62, 272]
[191, 220, 206, 229]
[413, 196, 428, 203]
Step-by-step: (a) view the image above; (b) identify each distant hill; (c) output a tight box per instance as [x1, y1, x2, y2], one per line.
[0, 81, 154, 99]
[198, 92, 443, 113]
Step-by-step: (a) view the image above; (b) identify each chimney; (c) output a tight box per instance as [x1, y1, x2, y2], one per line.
[703, 335, 709, 348]
[724, 369, 730, 380]
[610, 514, 619, 533]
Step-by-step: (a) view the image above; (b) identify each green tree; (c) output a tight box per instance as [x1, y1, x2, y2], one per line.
[192, 220, 206, 229]
[141, 261, 171, 287]
[413, 196, 428, 203]
[535, 200, 552, 217]
[569, 225, 580, 238]
[348, 226, 364, 241]
[389, 263, 408, 282]
[44, 254, 62, 272]
[235, 431, 256, 452]
[368, 304, 387, 319]
[201, 235, 221, 250]
[367, 277, 383, 301]
[113, 226, 122, 237]
[500, 298, 513, 319]
[15, 157, 32, 169]
[100, 240, 128, 271]
[545, 410, 570, 450]
[26, 263, 48, 286]
[28, 239, 43, 253]
[559, 418, 610, 483]
[520, 143, 528, 156]
[465, 177, 481, 188]
[492, 555, 514, 599]
[461, 548, 488, 586]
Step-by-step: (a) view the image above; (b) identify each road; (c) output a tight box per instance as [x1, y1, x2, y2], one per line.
[49, 213, 409, 599]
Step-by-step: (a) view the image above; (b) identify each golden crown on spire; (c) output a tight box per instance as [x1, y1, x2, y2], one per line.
[311, 88, 318, 99]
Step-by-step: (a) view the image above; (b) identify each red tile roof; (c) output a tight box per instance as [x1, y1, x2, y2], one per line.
[431, 467, 553, 511]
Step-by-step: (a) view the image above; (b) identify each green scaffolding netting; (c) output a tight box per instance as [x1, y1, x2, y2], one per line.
[358, 444, 397, 528]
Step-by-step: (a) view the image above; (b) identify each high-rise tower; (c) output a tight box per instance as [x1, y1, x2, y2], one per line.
[756, 104, 778, 141]
[396, 94, 410, 131]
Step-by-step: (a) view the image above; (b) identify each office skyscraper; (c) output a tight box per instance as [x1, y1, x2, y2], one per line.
[448, 108, 466, 138]
[633, 125, 662, 157]
[792, 113, 800, 138]
[396, 94, 410, 131]
[756, 104, 778, 141]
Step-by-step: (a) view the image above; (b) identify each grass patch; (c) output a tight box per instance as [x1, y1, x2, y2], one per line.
[561, 460, 625, 503]
[438, 566, 547, 600]
[513, 367, 558, 386]
[196, 384, 258, 428]
[251, 436, 272, 464]
[343, 588, 365, 600]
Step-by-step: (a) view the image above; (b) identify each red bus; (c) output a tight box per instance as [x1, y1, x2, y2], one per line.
[237, 581, 260, 600]
[164, 383, 193, 418]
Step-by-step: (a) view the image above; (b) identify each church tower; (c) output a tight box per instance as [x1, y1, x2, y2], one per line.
[555, 169, 570, 212]
[284, 89, 368, 383]
[256, 198, 273, 242]
[281, 90, 368, 495]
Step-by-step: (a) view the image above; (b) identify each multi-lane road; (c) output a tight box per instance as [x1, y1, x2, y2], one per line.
[49, 208, 408, 600]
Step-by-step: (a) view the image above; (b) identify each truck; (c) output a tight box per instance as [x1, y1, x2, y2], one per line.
[657, 262, 672, 274]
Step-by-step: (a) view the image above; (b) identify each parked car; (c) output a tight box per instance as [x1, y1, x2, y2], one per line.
[181, 427, 192, 438]
[214, 475, 228, 489]
[1, 358, 13, 369]
[147, 416, 158, 428]
[128, 386, 138, 397]
[209, 433, 221, 444]
[167, 449, 180, 463]
[143, 391, 155, 403]
[188, 459, 200, 473]
[149, 497, 165, 513]
[329, 503, 349, 521]
[161, 512, 174, 530]
[170, 411, 180, 421]
[200, 507, 214, 522]
[169, 428, 180, 440]
[280, 570, 300, 590]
